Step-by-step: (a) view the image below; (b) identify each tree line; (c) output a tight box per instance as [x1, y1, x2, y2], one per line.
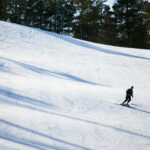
[0, 0, 150, 49]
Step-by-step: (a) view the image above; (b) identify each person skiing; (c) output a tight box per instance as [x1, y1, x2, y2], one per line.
[122, 86, 134, 106]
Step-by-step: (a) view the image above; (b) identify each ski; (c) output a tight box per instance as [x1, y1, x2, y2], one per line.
[120, 103, 135, 108]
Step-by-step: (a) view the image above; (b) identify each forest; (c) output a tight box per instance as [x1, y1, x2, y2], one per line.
[0, 0, 150, 49]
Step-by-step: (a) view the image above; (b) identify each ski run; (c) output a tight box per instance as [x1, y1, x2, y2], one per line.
[0, 21, 150, 150]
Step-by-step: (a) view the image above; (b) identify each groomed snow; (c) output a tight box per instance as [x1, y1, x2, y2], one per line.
[0, 21, 150, 150]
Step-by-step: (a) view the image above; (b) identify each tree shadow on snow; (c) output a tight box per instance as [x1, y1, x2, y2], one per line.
[0, 62, 16, 75]
[0, 87, 56, 110]
[1, 96, 150, 142]
[121, 103, 150, 115]
[0, 119, 91, 150]
[0, 135, 66, 150]
[40, 31, 150, 61]
[46, 110, 150, 141]
[0, 57, 105, 86]
[134, 107, 150, 115]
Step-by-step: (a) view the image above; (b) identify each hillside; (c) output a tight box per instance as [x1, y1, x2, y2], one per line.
[0, 21, 150, 150]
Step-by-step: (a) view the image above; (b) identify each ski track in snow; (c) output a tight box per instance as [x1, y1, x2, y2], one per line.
[0, 21, 150, 150]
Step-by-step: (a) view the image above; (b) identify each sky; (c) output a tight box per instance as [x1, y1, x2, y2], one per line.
[107, 0, 116, 7]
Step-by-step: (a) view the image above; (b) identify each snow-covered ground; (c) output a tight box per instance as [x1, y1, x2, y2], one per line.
[0, 21, 150, 150]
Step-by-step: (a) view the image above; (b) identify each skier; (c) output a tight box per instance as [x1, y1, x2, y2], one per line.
[122, 86, 134, 106]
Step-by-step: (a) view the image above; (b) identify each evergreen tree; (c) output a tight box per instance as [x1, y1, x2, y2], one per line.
[99, 5, 117, 45]
[52, 0, 75, 34]
[0, 0, 7, 20]
[32, 0, 45, 28]
[144, 0, 150, 48]
[112, 0, 150, 48]
[132, 0, 148, 49]
[1, 0, 149, 49]
[113, 0, 138, 47]
[73, 0, 93, 40]
[23, 0, 35, 26]
[73, 0, 106, 42]
[8, 0, 22, 23]
[39, 0, 75, 34]
[89, 0, 106, 42]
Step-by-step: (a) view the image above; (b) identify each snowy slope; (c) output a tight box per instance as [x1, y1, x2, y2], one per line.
[0, 21, 150, 150]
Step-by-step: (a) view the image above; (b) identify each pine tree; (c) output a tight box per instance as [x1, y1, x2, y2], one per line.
[73, 0, 106, 42]
[52, 0, 75, 34]
[73, 0, 93, 40]
[113, 0, 138, 47]
[112, 0, 150, 49]
[0, 0, 7, 20]
[23, 0, 35, 26]
[99, 5, 117, 45]
[144, 0, 150, 48]
[131, 0, 148, 49]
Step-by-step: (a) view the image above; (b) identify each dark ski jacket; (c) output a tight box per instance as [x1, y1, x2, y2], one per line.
[126, 88, 133, 97]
